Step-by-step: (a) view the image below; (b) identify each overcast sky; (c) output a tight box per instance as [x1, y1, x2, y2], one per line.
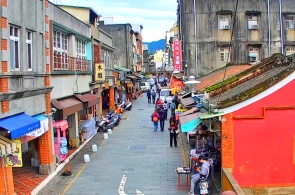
[50, 0, 178, 42]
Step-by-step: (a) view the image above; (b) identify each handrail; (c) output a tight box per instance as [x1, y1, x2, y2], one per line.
[53, 53, 91, 71]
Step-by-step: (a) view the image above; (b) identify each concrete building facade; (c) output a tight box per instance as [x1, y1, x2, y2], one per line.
[178, 0, 295, 77]
[0, 1, 53, 194]
[98, 22, 134, 70]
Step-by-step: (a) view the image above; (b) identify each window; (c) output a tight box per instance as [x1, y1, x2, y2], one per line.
[286, 47, 295, 56]
[248, 47, 260, 62]
[10, 26, 20, 70]
[220, 48, 230, 62]
[248, 16, 259, 30]
[285, 16, 294, 29]
[218, 15, 230, 30]
[26, 31, 32, 70]
[76, 39, 86, 59]
[53, 30, 68, 70]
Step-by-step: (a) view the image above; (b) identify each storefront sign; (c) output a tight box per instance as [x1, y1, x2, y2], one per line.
[6, 139, 22, 167]
[94, 63, 105, 81]
[173, 39, 182, 71]
[170, 78, 183, 94]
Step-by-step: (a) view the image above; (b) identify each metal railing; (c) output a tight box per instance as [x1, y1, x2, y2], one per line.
[53, 53, 91, 71]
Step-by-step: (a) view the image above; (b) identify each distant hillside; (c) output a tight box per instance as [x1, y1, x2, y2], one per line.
[144, 39, 165, 54]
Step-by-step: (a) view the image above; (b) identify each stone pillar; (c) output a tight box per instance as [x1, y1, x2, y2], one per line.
[68, 113, 80, 148]
[0, 158, 14, 195]
[109, 87, 115, 110]
[39, 0, 55, 175]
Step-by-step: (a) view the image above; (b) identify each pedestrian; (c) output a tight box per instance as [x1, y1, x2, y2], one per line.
[151, 90, 156, 104]
[170, 100, 176, 116]
[151, 109, 160, 132]
[188, 156, 210, 195]
[168, 118, 178, 147]
[147, 90, 151, 104]
[162, 100, 168, 120]
[158, 105, 165, 132]
[172, 92, 179, 109]
[156, 84, 161, 98]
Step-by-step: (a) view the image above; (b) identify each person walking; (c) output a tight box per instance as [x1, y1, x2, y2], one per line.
[168, 118, 178, 147]
[170, 100, 176, 116]
[158, 106, 166, 132]
[151, 109, 160, 132]
[172, 92, 179, 109]
[151, 90, 156, 104]
[147, 90, 151, 104]
[162, 100, 168, 120]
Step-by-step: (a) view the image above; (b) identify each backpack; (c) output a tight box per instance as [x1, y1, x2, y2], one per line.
[170, 103, 176, 110]
[153, 116, 158, 122]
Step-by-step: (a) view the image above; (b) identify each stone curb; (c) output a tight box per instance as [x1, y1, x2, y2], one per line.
[31, 134, 96, 195]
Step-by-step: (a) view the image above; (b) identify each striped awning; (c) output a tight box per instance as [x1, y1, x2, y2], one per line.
[0, 135, 16, 157]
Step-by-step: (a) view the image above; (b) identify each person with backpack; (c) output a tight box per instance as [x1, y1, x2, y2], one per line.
[151, 109, 160, 132]
[162, 100, 168, 120]
[147, 90, 151, 104]
[158, 105, 166, 132]
[172, 92, 179, 109]
[170, 100, 176, 116]
[151, 90, 156, 104]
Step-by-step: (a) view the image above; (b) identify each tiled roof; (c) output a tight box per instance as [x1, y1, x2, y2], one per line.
[208, 54, 295, 108]
[195, 64, 252, 92]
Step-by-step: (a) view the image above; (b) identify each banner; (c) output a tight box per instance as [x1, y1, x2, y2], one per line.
[6, 139, 23, 167]
[173, 39, 182, 71]
[94, 63, 105, 81]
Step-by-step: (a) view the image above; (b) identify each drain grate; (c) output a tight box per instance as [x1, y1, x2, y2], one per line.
[138, 108, 145, 110]
[128, 145, 148, 151]
[121, 117, 127, 120]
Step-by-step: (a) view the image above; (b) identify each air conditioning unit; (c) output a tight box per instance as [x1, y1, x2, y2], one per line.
[250, 56, 257, 62]
[251, 24, 259, 29]
[223, 25, 230, 30]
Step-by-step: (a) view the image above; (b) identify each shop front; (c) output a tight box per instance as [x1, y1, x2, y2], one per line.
[51, 96, 84, 162]
[0, 112, 48, 195]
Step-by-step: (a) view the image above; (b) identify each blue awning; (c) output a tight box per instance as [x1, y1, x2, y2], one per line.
[179, 111, 202, 132]
[0, 113, 41, 139]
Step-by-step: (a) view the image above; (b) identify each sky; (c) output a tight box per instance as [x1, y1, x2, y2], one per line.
[50, 0, 178, 42]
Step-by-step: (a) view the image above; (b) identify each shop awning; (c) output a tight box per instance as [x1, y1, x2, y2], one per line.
[53, 120, 68, 131]
[0, 135, 17, 157]
[179, 112, 202, 133]
[180, 97, 196, 107]
[179, 107, 199, 117]
[114, 66, 132, 72]
[75, 93, 100, 108]
[0, 113, 41, 139]
[127, 75, 137, 79]
[199, 112, 224, 119]
[25, 114, 49, 137]
[52, 97, 83, 118]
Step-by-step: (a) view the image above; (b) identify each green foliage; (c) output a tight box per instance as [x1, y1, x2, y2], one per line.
[204, 76, 239, 92]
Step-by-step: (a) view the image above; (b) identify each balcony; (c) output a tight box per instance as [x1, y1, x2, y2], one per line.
[53, 53, 91, 73]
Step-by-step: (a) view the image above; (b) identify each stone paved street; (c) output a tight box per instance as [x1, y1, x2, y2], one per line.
[37, 94, 193, 195]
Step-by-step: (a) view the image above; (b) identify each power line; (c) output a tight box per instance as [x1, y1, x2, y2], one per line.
[217, 0, 239, 105]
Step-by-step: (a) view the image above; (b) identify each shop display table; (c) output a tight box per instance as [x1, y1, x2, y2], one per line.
[175, 167, 191, 190]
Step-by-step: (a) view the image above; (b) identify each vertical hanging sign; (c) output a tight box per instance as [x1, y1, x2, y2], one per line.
[173, 39, 182, 71]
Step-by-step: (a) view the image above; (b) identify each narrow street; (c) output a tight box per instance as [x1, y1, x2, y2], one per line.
[38, 94, 191, 195]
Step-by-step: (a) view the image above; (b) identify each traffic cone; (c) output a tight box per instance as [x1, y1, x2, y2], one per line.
[61, 162, 72, 176]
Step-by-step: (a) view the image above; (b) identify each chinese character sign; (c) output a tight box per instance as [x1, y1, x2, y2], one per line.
[173, 40, 182, 71]
[95, 63, 105, 81]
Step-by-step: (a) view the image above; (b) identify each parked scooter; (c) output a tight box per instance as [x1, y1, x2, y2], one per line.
[106, 111, 121, 126]
[120, 100, 132, 111]
[97, 115, 116, 132]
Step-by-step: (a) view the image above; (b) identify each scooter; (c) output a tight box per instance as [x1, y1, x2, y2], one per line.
[106, 111, 121, 126]
[97, 115, 116, 132]
[120, 100, 132, 111]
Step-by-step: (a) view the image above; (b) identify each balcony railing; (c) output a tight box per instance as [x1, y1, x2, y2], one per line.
[53, 53, 91, 72]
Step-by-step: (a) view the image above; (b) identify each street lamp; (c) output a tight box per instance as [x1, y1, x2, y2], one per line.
[183, 75, 201, 93]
